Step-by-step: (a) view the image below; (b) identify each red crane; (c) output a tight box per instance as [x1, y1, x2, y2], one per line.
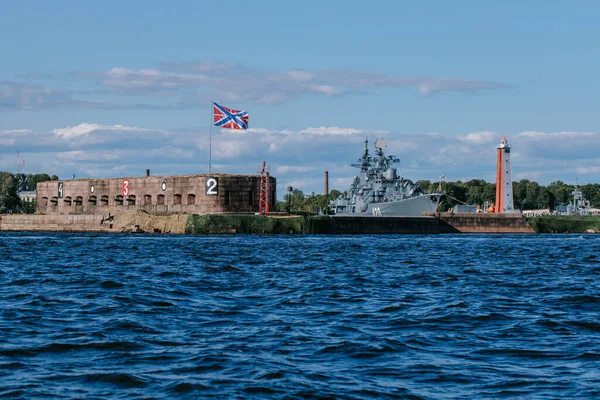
[258, 161, 270, 216]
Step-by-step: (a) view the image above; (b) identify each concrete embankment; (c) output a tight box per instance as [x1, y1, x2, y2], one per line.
[0, 214, 111, 232]
[0, 211, 187, 234]
[1, 211, 539, 234]
[424, 212, 535, 233]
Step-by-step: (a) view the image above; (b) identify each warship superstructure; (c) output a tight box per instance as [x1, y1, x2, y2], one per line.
[331, 138, 444, 217]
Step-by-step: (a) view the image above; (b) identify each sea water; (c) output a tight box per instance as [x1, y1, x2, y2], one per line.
[1, 232, 600, 398]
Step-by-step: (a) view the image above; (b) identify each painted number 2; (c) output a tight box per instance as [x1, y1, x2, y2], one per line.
[122, 179, 129, 196]
[205, 177, 218, 196]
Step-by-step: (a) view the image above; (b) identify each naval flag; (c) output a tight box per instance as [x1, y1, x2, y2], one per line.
[213, 102, 249, 130]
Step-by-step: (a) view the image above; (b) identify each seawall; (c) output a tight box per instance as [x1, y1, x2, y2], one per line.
[1, 211, 538, 234]
[424, 212, 535, 233]
[0, 212, 187, 234]
[0, 214, 111, 232]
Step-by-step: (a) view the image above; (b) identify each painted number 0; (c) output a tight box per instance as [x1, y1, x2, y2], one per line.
[206, 178, 218, 195]
[122, 179, 129, 196]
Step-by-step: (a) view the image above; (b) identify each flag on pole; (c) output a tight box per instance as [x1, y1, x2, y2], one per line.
[213, 102, 249, 130]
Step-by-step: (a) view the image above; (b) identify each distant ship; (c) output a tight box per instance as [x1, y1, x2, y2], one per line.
[330, 138, 444, 217]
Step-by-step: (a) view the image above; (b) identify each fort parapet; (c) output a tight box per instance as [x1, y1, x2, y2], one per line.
[35, 173, 276, 215]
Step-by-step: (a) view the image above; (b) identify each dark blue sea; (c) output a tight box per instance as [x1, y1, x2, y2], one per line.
[1, 233, 600, 399]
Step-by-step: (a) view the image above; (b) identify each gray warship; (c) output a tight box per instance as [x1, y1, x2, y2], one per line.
[330, 138, 445, 217]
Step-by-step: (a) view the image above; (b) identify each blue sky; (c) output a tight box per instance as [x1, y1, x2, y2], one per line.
[1, 0, 599, 196]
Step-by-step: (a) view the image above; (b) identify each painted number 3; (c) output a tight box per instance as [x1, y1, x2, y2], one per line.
[122, 179, 129, 196]
[206, 177, 218, 195]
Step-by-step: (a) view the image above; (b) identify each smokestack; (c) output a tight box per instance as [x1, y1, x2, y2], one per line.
[324, 171, 329, 195]
[146, 169, 150, 177]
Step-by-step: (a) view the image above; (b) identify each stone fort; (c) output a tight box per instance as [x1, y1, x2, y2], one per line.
[36, 173, 276, 215]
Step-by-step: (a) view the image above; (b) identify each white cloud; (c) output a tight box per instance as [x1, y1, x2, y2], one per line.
[212, 140, 250, 159]
[457, 131, 496, 144]
[72, 63, 508, 107]
[51, 123, 158, 138]
[297, 127, 362, 136]
[244, 128, 275, 135]
[56, 150, 120, 162]
[102, 67, 205, 90]
[518, 130, 595, 139]
[519, 131, 546, 138]
[576, 166, 600, 174]
[275, 165, 314, 174]
[1, 129, 33, 135]
[417, 78, 506, 94]
[6, 62, 509, 110]
[309, 84, 343, 96]
[287, 70, 315, 82]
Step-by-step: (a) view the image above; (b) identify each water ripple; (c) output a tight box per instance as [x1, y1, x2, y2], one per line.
[1, 232, 600, 398]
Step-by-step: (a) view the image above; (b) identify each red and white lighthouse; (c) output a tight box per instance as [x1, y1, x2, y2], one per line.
[495, 136, 514, 213]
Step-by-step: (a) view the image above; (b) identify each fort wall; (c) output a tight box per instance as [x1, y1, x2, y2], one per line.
[35, 174, 276, 215]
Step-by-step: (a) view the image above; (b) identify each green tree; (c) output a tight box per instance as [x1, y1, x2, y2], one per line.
[14, 173, 28, 192]
[328, 189, 341, 200]
[482, 183, 496, 205]
[415, 180, 431, 192]
[0, 172, 21, 213]
[536, 187, 550, 209]
[581, 184, 600, 207]
[438, 182, 467, 211]
[27, 173, 54, 191]
[464, 179, 487, 205]
[524, 180, 540, 209]
[19, 199, 36, 214]
[278, 188, 306, 213]
[547, 181, 572, 208]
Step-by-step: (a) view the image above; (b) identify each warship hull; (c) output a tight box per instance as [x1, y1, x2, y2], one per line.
[333, 194, 443, 217]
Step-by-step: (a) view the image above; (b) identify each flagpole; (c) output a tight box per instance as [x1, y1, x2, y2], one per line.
[209, 100, 213, 173]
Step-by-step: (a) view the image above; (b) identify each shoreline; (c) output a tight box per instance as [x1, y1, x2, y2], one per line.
[7, 211, 596, 234]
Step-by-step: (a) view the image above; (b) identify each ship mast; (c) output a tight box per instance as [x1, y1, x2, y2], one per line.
[351, 138, 371, 171]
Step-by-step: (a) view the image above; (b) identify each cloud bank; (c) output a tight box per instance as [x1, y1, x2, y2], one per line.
[2, 62, 508, 110]
[1, 124, 598, 197]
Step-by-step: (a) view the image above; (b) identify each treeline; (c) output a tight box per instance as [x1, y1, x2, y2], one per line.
[2, 171, 598, 215]
[420, 179, 600, 212]
[276, 188, 343, 214]
[277, 180, 600, 214]
[0, 172, 58, 214]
